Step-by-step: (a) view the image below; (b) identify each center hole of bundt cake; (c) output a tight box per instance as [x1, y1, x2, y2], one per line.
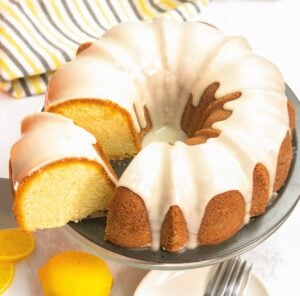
[139, 84, 242, 148]
[142, 125, 187, 147]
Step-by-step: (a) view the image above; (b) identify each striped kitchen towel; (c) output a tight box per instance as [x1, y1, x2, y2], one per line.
[0, 0, 210, 98]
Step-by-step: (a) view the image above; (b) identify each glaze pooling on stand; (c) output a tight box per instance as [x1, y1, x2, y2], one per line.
[46, 18, 290, 250]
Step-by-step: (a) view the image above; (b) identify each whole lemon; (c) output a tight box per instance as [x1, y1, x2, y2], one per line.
[38, 251, 113, 296]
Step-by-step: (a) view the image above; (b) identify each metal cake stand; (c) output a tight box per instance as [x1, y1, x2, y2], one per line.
[64, 85, 299, 269]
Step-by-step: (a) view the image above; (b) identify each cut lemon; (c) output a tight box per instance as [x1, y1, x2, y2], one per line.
[39, 251, 113, 296]
[0, 228, 35, 262]
[0, 262, 14, 294]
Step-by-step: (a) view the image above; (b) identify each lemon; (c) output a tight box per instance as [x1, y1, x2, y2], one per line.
[38, 251, 113, 296]
[0, 262, 14, 294]
[0, 228, 35, 262]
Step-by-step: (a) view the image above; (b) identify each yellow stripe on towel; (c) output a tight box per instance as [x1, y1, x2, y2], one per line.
[137, 0, 156, 19]
[0, 0, 209, 98]
[2, 2, 62, 71]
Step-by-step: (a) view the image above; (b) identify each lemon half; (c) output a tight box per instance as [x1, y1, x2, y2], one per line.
[39, 251, 113, 296]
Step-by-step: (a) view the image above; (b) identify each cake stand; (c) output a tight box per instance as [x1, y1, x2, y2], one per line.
[66, 84, 300, 270]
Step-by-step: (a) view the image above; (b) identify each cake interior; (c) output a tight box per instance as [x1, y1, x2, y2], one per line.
[47, 99, 140, 160]
[14, 159, 114, 231]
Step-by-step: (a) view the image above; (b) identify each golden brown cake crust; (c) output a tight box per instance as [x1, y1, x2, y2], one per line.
[105, 187, 151, 248]
[136, 106, 152, 140]
[287, 101, 296, 130]
[76, 42, 92, 55]
[160, 205, 189, 252]
[182, 83, 220, 137]
[184, 128, 220, 145]
[181, 82, 241, 137]
[201, 93, 240, 128]
[184, 136, 207, 145]
[106, 189, 247, 250]
[270, 100, 296, 193]
[250, 163, 270, 217]
[194, 128, 221, 138]
[92, 143, 117, 179]
[13, 158, 115, 231]
[273, 131, 293, 192]
[198, 190, 245, 245]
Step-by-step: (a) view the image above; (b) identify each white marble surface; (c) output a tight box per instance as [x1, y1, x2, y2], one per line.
[1, 1, 300, 295]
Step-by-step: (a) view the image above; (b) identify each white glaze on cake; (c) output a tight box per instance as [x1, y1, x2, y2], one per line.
[46, 18, 290, 250]
[10, 113, 117, 189]
[142, 126, 187, 147]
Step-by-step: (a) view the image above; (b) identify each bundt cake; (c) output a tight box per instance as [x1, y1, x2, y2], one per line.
[11, 18, 295, 252]
[10, 112, 116, 231]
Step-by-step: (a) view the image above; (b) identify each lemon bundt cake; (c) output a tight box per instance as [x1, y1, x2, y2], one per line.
[11, 19, 295, 252]
[10, 112, 116, 231]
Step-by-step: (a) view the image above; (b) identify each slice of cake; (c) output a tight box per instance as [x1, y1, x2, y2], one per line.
[10, 112, 117, 231]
